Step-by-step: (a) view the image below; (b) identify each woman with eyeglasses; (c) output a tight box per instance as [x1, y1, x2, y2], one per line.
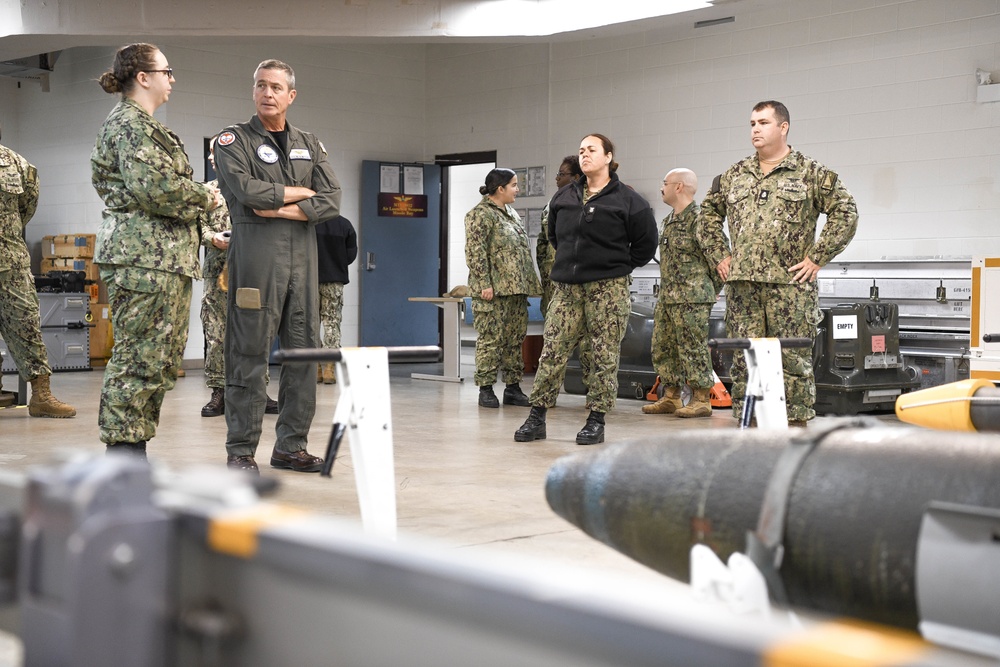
[514, 133, 657, 446]
[465, 168, 542, 409]
[91, 43, 222, 460]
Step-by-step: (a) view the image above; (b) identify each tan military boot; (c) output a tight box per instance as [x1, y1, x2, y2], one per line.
[317, 365, 323, 383]
[28, 375, 77, 418]
[322, 363, 336, 384]
[642, 386, 683, 414]
[676, 387, 712, 418]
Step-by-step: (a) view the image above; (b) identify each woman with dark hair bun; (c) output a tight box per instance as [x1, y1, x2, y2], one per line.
[515, 133, 657, 445]
[465, 168, 542, 408]
[91, 43, 221, 460]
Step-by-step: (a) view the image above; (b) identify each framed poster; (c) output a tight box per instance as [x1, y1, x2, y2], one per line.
[380, 164, 401, 193]
[526, 166, 545, 197]
[513, 168, 527, 194]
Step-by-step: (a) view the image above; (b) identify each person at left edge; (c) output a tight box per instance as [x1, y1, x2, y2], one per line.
[0, 124, 76, 418]
[92, 43, 221, 460]
[214, 59, 342, 476]
[465, 168, 542, 409]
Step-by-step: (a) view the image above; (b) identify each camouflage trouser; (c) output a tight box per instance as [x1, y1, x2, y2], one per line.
[725, 280, 821, 422]
[651, 300, 714, 389]
[98, 265, 192, 444]
[319, 282, 344, 350]
[0, 268, 51, 382]
[200, 274, 227, 389]
[472, 294, 527, 386]
[529, 276, 630, 413]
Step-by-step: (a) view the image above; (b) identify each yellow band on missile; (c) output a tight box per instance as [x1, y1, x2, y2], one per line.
[894, 378, 994, 431]
[764, 619, 928, 667]
[207, 504, 309, 558]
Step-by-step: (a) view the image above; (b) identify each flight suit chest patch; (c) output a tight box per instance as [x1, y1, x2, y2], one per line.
[257, 145, 279, 164]
[289, 148, 311, 160]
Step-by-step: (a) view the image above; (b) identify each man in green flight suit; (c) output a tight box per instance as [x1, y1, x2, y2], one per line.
[215, 59, 342, 475]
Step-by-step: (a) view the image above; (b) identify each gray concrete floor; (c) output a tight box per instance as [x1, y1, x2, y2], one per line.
[0, 351, 892, 663]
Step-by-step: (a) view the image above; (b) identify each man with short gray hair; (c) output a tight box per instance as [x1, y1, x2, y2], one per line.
[214, 59, 342, 474]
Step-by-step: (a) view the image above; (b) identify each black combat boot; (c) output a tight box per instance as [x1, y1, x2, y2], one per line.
[514, 406, 547, 442]
[201, 387, 225, 417]
[106, 441, 148, 462]
[502, 383, 530, 407]
[576, 410, 605, 445]
[265, 395, 279, 414]
[478, 385, 500, 408]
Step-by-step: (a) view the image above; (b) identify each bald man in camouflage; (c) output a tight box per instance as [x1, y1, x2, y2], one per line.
[643, 168, 726, 419]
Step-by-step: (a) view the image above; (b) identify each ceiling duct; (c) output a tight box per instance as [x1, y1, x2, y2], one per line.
[0, 52, 60, 91]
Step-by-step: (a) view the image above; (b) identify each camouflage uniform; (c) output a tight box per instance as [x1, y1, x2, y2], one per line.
[91, 98, 214, 444]
[465, 196, 542, 387]
[0, 144, 50, 382]
[652, 202, 725, 390]
[530, 276, 631, 413]
[700, 148, 858, 421]
[200, 179, 230, 389]
[318, 282, 344, 350]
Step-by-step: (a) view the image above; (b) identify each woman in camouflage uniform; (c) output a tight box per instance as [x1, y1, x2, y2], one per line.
[465, 168, 542, 409]
[91, 43, 221, 459]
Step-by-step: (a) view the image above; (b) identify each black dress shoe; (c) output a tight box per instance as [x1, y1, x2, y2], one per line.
[201, 387, 225, 417]
[227, 455, 260, 475]
[503, 383, 530, 407]
[514, 406, 547, 442]
[576, 411, 605, 445]
[270, 448, 323, 472]
[265, 395, 279, 414]
[478, 386, 500, 409]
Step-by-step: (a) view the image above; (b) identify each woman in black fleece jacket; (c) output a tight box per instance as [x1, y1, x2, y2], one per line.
[515, 133, 657, 445]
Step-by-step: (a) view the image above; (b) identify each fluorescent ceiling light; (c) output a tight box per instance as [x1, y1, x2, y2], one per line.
[445, 0, 713, 37]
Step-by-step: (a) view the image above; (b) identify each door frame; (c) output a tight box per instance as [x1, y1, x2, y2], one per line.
[435, 150, 497, 298]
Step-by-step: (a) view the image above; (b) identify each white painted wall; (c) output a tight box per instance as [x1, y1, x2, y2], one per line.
[2, 0, 999, 364]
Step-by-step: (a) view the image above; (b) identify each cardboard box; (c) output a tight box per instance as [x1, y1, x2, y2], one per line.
[41, 257, 99, 282]
[42, 234, 96, 259]
[89, 303, 113, 360]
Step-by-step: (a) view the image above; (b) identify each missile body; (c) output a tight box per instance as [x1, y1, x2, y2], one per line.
[545, 423, 1000, 629]
[896, 378, 1000, 432]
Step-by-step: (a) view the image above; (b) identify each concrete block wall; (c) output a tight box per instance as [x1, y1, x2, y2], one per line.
[428, 0, 1000, 266]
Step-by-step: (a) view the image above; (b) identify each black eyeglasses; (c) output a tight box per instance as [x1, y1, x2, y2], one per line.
[144, 68, 174, 78]
[556, 171, 573, 177]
